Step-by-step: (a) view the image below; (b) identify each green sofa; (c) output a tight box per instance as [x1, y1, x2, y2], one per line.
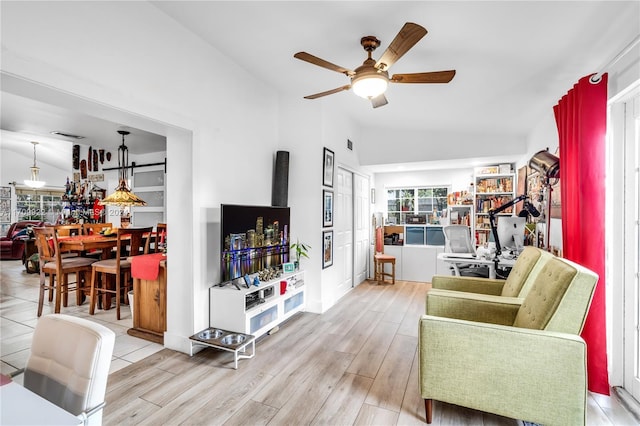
[419, 255, 598, 425]
[432, 246, 553, 297]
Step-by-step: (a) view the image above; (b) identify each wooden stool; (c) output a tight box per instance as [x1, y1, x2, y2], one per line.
[374, 253, 396, 285]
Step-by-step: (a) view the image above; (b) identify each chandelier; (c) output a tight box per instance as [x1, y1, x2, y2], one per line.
[100, 130, 146, 207]
[24, 141, 46, 188]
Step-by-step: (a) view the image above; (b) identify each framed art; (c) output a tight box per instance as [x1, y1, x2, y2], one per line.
[283, 262, 295, 273]
[322, 230, 333, 269]
[0, 199, 10, 222]
[322, 147, 335, 187]
[323, 189, 333, 227]
[0, 186, 10, 199]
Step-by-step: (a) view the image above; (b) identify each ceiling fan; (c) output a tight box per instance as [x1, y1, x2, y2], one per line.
[294, 22, 456, 108]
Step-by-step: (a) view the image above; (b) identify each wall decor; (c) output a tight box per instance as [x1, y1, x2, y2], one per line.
[322, 230, 333, 269]
[322, 147, 334, 187]
[0, 199, 10, 222]
[89, 174, 105, 182]
[72, 144, 80, 170]
[0, 186, 10, 199]
[323, 189, 333, 227]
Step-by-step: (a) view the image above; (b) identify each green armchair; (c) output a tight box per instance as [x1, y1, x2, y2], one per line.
[419, 256, 598, 425]
[431, 246, 553, 298]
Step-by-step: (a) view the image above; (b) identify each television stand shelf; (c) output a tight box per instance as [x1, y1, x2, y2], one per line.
[209, 270, 305, 340]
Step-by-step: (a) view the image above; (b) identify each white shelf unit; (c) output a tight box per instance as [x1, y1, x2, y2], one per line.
[131, 165, 166, 228]
[447, 204, 474, 228]
[474, 168, 516, 246]
[209, 270, 305, 338]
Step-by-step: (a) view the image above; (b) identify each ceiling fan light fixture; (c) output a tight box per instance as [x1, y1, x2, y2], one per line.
[24, 141, 46, 188]
[351, 72, 388, 99]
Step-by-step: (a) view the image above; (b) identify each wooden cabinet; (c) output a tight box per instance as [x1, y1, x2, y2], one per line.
[209, 271, 305, 338]
[127, 260, 166, 344]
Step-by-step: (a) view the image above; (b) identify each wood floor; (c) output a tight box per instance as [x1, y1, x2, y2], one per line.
[104, 279, 637, 425]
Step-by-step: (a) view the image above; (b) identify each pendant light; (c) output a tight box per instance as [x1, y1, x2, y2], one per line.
[24, 141, 46, 188]
[100, 130, 146, 207]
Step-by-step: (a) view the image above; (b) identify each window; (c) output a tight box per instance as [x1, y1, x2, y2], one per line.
[15, 189, 64, 223]
[386, 186, 449, 224]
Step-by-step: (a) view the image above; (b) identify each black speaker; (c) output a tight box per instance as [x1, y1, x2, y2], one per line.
[272, 151, 289, 207]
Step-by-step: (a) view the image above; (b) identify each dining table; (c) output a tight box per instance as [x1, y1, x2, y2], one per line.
[0, 374, 82, 425]
[56, 232, 156, 311]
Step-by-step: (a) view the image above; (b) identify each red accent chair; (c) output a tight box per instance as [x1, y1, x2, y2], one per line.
[0, 221, 44, 260]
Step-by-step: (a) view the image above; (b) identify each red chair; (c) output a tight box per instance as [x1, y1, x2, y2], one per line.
[0, 221, 43, 260]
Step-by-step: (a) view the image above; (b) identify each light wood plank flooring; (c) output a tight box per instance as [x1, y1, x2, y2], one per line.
[104, 279, 638, 425]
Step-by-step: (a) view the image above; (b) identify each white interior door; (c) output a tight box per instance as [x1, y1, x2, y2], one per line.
[623, 92, 640, 401]
[610, 89, 640, 403]
[353, 173, 370, 285]
[334, 167, 353, 301]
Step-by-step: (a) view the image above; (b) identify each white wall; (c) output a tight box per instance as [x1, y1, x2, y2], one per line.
[0, 1, 370, 350]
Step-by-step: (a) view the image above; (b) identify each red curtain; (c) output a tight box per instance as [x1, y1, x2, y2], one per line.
[553, 73, 609, 395]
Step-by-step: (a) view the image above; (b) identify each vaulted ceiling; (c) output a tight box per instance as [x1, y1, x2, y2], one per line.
[2, 1, 639, 172]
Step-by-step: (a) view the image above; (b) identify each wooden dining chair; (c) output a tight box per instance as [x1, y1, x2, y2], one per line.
[54, 223, 83, 236]
[89, 227, 152, 320]
[82, 222, 113, 235]
[33, 227, 97, 317]
[54, 224, 83, 258]
[82, 223, 114, 259]
[155, 223, 167, 253]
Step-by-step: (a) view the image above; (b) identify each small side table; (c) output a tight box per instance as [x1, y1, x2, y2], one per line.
[22, 238, 38, 273]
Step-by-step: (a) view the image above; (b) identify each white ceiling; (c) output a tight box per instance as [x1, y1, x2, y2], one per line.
[1, 1, 639, 172]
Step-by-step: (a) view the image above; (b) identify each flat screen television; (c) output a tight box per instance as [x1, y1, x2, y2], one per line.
[220, 204, 291, 282]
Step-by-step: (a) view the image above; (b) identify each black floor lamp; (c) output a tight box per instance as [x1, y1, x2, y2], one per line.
[528, 150, 560, 251]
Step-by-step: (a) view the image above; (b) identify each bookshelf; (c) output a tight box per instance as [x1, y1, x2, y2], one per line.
[474, 166, 516, 246]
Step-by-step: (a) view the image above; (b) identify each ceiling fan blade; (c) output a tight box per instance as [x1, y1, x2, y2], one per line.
[391, 70, 456, 84]
[371, 94, 388, 108]
[304, 85, 352, 99]
[294, 52, 354, 76]
[375, 22, 427, 71]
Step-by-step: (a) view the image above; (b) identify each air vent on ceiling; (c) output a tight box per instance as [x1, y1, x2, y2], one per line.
[50, 131, 85, 139]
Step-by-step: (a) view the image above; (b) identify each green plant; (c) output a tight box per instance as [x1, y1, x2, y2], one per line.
[290, 239, 311, 264]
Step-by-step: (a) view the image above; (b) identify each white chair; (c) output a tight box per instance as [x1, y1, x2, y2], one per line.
[442, 225, 488, 277]
[24, 314, 115, 425]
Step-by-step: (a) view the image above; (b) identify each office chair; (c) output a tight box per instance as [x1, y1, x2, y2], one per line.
[442, 225, 488, 278]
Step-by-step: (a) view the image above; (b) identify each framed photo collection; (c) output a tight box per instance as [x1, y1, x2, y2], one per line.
[321, 147, 335, 268]
[322, 230, 333, 269]
[323, 189, 333, 228]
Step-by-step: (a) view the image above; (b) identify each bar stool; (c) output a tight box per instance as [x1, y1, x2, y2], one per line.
[374, 253, 396, 285]
[373, 226, 395, 285]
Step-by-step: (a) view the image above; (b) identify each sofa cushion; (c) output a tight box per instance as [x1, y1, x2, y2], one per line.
[513, 258, 577, 330]
[500, 246, 541, 297]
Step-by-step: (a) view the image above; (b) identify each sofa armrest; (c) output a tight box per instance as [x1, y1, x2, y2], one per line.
[431, 275, 505, 295]
[418, 315, 587, 425]
[426, 289, 521, 325]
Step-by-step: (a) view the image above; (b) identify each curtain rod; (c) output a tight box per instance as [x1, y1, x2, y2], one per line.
[591, 34, 640, 83]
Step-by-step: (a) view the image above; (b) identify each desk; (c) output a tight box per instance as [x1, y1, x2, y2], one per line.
[437, 253, 516, 279]
[0, 376, 82, 425]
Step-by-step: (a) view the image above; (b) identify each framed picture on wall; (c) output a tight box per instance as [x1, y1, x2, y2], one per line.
[323, 189, 333, 227]
[322, 147, 335, 187]
[0, 186, 10, 199]
[322, 230, 333, 269]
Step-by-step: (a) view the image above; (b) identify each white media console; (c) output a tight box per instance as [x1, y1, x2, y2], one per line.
[209, 270, 305, 338]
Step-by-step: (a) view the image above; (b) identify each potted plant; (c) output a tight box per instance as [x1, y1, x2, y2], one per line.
[290, 239, 310, 270]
